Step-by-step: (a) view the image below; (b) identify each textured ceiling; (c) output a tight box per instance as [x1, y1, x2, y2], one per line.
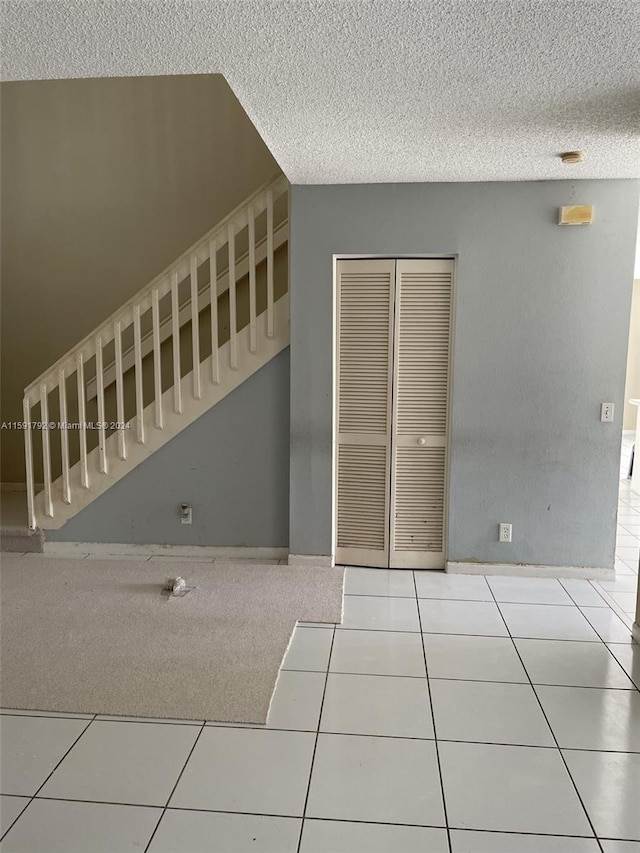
[2, 0, 640, 183]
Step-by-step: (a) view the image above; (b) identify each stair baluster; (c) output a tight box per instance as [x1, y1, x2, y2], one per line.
[22, 174, 289, 530]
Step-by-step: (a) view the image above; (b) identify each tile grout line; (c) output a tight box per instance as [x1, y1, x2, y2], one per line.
[413, 569, 453, 853]
[345, 591, 617, 608]
[0, 713, 99, 844]
[331, 625, 606, 641]
[486, 582, 606, 852]
[142, 719, 208, 853]
[295, 625, 336, 853]
[11, 793, 640, 839]
[280, 669, 638, 689]
[576, 586, 640, 692]
[28, 795, 164, 810]
[602, 648, 640, 693]
[588, 584, 637, 631]
[0, 798, 31, 844]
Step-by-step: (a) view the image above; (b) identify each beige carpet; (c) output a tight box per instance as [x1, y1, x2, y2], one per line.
[0, 555, 344, 723]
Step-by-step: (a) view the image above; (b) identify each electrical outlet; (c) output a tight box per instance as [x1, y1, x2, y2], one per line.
[499, 523, 512, 543]
[600, 403, 614, 423]
[180, 504, 192, 525]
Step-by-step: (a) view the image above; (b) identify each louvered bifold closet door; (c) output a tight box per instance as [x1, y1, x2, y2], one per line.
[389, 259, 453, 569]
[336, 259, 395, 567]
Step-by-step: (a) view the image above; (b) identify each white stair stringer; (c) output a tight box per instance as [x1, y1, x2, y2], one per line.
[35, 294, 289, 530]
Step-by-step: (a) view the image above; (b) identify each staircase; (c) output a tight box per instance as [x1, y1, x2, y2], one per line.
[22, 175, 289, 533]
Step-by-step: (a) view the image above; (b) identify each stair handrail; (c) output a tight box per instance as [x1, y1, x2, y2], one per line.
[24, 172, 288, 402]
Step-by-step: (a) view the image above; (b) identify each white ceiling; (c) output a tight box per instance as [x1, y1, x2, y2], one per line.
[2, 0, 640, 183]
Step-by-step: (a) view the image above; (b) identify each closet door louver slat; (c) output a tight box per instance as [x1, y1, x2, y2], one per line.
[335, 260, 395, 567]
[390, 259, 453, 569]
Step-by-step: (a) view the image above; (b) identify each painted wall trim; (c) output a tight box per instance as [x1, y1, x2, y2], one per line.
[43, 542, 288, 561]
[288, 554, 334, 568]
[447, 560, 615, 581]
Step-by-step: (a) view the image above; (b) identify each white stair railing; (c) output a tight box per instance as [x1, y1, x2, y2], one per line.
[23, 174, 289, 530]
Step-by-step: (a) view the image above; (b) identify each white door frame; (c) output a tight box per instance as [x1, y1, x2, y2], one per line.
[331, 254, 458, 570]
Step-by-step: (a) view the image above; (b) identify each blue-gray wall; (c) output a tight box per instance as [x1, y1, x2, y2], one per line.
[48, 349, 290, 546]
[289, 181, 639, 568]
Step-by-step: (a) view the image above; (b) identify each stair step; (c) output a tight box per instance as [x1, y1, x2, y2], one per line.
[0, 528, 44, 553]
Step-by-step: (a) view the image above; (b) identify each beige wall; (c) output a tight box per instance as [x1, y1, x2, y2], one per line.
[1, 74, 280, 482]
[623, 280, 640, 430]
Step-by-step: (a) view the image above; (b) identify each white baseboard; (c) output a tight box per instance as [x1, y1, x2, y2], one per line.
[288, 554, 334, 568]
[43, 541, 289, 561]
[446, 561, 615, 581]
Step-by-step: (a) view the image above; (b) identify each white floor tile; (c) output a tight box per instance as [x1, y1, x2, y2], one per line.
[300, 819, 449, 852]
[615, 546, 640, 564]
[344, 566, 416, 597]
[169, 727, 315, 816]
[600, 842, 640, 852]
[439, 741, 593, 835]
[488, 577, 573, 605]
[450, 830, 599, 852]
[147, 810, 300, 853]
[320, 673, 433, 739]
[0, 716, 90, 796]
[560, 579, 608, 607]
[431, 680, 554, 746]
[537, 685, 640, 751]
[580, 608, 635, 643]
[0, 799, 160, 853]
[614, 559, 636, 576]
[616, 535, 639, 548]
[0, 796, 30, 837]
[598, 577, 640, 593]
[265, 670, 326, 731]
[515, 639, 635, 688]
[607, 643, 640, 686]
[608, 592, 638, 614]
[419, 599, 508, 636]
[423, 634, 528, 682]
[282, 627, 334, 672]
[341, 595, 420, 632]
[499, 604, 600, 641]
[306, 733, 445, 826]
[415, 573, 492, 601]
[330, 629, 426, 677]
[563, 749, 640, 840]
[39, 720, 199, 807]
